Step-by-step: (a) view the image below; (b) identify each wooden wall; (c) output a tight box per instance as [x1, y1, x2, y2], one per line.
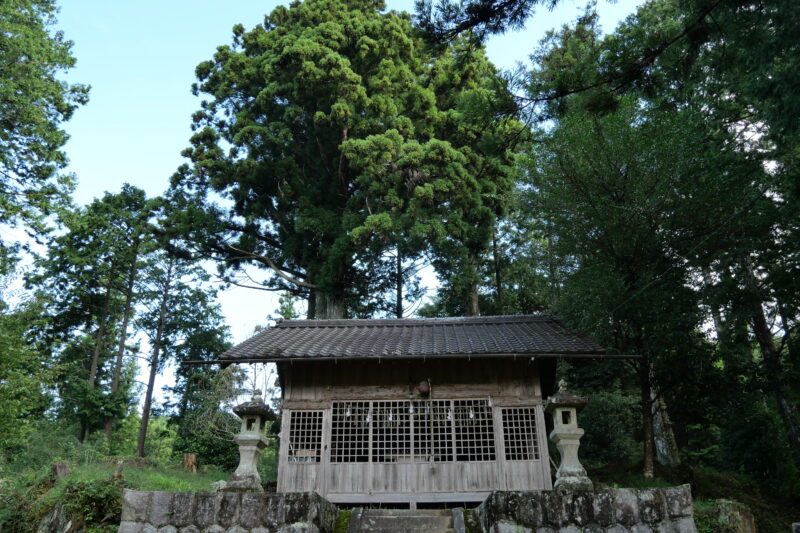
[280, 357, 542, 407]
[276, 357, 552, 504]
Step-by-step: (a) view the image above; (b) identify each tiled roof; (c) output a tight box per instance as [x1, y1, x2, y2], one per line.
[220, 315, 604, 361]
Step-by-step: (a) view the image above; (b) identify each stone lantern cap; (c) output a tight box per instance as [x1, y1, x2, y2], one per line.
[233, 390, 275, 419]
[545, 381, 588, 414]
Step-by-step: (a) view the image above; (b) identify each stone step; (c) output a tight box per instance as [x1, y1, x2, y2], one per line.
[364, 508, 452, 517]
[349, 508, 455, 533]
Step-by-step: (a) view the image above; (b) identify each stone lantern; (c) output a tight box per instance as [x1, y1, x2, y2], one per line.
[224, 389, 273, 492]
[545, 380, 593, 491]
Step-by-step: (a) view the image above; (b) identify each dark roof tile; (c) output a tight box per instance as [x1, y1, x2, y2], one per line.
[220, 315, 604, 361]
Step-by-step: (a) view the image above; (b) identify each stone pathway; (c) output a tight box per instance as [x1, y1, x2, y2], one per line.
[346, 508, 456, 533]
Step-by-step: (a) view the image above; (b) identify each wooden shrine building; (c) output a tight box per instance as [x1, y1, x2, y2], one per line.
[219, 315, 605, 505]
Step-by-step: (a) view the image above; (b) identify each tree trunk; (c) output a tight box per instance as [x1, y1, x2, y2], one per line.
[639, 357, 655, 478]
[492, 229, 503, 311]
[546, 220, 559, 306]
[105, 237, 140, 442]
[80, 279, 113, 442]
[742, 261, 800, 466]
[183, 453, 198, 473]
[749, 297, 800, 465]
[307, 288, 316, 319]
[136, 260, 173, 458]
[314, 290, 345, 319]
[651, 390, 681, 466]
[395, 249, 403, 319]
[467, 285, 480, 316]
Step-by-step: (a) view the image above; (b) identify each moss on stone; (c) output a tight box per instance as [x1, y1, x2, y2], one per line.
[334, 509, 352, 533]
[463, 508, 482, 533]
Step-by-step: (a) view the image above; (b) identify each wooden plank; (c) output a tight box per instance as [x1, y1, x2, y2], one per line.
[536, 404, 553, 490]
[277, 410, 291, 493]
[325, 491, 492, 504]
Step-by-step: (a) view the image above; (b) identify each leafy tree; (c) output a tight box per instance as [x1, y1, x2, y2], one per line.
[0, 0, 88, 244]
[521, 0, 800, 485]
[0, 291, 55, 451]
[172, 0, 517, 318]
[26, 186, 150, 441]
[134, 247, 231, 458]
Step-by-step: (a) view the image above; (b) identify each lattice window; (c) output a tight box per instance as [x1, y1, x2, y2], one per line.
[414, 400, 454, 462]
[331, 401, 371, 463]
[454, 399, 496, 461]
[372, 401, 412, 462]
[501, 407, 539, 461]
[288, 410, 323, 463]
[324, 399, 503, 465]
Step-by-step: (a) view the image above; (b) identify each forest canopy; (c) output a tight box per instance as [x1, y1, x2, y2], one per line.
[1, 0, 799, 531]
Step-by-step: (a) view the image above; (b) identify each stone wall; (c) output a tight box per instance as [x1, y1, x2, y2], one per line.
[118, 490, 338, 533]
[476, 485, 697, 533]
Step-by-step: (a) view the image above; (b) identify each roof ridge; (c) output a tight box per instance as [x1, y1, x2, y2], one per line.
[276, 314, 552, 328]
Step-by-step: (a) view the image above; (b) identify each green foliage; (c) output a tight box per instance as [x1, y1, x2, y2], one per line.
[0, 0, 88, 238]
[0, 297, 56, 450]
[63, 477, 127, 532]
[172, 0, 518, 317]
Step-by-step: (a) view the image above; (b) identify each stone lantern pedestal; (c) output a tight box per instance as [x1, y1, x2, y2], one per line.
[546, 383, 593, 492]
[224, 390, 274, 492]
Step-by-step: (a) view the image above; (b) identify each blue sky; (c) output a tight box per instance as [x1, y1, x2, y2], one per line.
[55, 0, 643, 343]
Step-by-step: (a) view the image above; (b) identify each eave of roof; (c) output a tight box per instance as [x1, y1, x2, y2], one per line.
[212, 314, 610, 363]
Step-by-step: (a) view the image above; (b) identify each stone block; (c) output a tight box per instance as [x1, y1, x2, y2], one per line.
[251, 529, 271, 533]
[285, 493, 311, 524]
[194, 493, 222, 528]
[537, 527, 557, 533]
[656, 519, 679, 533]
[119, 522, 144, 533]
[610, 488, 640, 526]
[581, 524, 603, 533]
[632, 523, 653, 533]
[122, 490, 152, 523]
[568, 492, 593, 526]
[509, 491, 543, 526]
[605, 524, 629, 533]
[217, 493, 241, 528]
[715, 500, 756, 533]
[172, 493, 196, 527]
[592, 491, 615, 527]
[157, 527, 177, 533]
[673, 517, 698, 533]
[277, 525, 321, 533]
[178, 527, 200, 533]
[542, 491, 571, 527]
[664, 485, 692, 519]
[452, 507, 465, 533]
[143, 525, 158, 533]
[262, 493, 286, 526]
[224, 527, 248, 533]
[149, 492, 175, 527]
[558, 525, 581, 533]
[492, 519, 532, 533]
[638, 489, 666, 524]
[240, 493, 266, 528]
[202, 526, 225, 533]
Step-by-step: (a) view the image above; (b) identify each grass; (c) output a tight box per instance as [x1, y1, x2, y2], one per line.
[0, 459, 232, 533]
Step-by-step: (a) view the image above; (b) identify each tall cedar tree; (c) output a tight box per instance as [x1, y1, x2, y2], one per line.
[171, 0, 518, 318]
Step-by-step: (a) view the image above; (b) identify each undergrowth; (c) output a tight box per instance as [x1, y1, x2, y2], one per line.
[0, 460, 229, 533]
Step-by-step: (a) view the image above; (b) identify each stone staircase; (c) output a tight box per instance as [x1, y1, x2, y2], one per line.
[346, 508, 457, 533]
